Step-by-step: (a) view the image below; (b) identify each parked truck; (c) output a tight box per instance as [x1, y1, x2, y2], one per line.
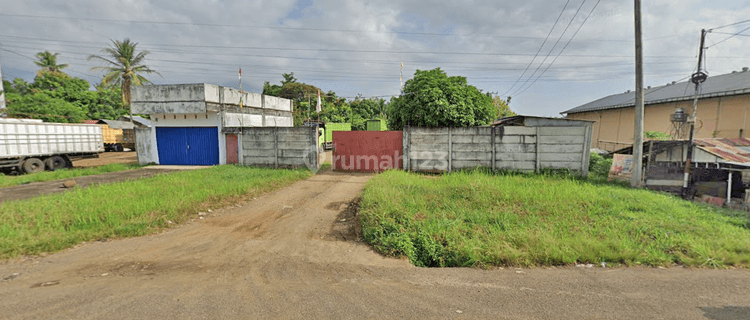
[0, 118, 103, 174]
[97, 119, 135, 152]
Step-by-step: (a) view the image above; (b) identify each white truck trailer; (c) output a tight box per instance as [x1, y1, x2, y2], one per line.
[0, 118, 103, 174]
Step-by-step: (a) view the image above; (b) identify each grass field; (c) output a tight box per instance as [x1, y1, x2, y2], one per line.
[0, 165, 312, 259]
[0, 163, 143, 188]
[359, 169, 750, 268]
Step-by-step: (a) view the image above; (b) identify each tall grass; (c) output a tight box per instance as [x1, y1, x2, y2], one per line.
[359, 169, 750, 268]
[0, 165, 311, 259]
[0, 163, 143, 188]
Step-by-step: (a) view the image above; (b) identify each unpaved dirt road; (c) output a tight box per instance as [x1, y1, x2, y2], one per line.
[1, 171, 749, 319]
[73, 152, 138, 168]
[0, 168, 177, 203]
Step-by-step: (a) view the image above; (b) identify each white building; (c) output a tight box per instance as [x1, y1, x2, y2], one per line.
[131, 83, 294, 165]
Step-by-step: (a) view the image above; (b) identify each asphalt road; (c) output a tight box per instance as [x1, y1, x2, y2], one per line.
[1, 171, 748, 319]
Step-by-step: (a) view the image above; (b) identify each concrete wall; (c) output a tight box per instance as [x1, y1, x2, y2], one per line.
[403, 125, 592, 174]
[135, 127, 158, 164]
[131, 83, 293, 120]
[241, 127, 318, 169]
[567, 93, 750, 152]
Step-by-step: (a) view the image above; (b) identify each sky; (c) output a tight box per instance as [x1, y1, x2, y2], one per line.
[1, 0, 749, 117]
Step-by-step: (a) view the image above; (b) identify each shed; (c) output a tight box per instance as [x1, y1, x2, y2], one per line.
[614, 138, 750, 203]
[131, 83, 294, 166]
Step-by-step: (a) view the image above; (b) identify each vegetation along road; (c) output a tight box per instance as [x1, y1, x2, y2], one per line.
[1, 170, 748, 319]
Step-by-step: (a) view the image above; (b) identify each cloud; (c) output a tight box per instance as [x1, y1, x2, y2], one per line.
[0, 0, 748, 116]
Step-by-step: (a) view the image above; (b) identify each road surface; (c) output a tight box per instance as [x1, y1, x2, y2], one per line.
[1, 171, 748, 319]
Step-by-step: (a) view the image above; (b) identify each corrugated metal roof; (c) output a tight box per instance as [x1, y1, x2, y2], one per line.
[562, 69, 750, 114]
[694, 138, 750, 164]
[97, 119, 135, 130]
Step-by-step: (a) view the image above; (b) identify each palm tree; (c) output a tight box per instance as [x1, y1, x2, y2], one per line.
[34, 51, 69, 73]
[88, 38, 160, 106]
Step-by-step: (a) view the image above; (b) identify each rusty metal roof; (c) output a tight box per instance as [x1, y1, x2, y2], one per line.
[694, 138, 750, 164]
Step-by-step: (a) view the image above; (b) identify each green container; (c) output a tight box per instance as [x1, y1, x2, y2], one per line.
[325, 123, 352, 142]
[366, 119, 388, 131]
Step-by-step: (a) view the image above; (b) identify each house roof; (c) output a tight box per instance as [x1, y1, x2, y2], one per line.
[119, 116, 153, 127]
[97, 119, 135, 130]
[613, 138, 750, 167]
[694, 138, 750, 164]
[562, 69, 750, 115]
[491, 115, 593, 127]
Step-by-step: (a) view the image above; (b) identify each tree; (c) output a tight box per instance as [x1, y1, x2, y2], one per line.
[34, 51, 69, 74]
[88, 38, 160, 106]
[492, 95, 516, 118]
[349, 97, 387, 130]
[263, 72, 321, 126]
[3, 71, 125, 122]
[387, 68, 495, 130]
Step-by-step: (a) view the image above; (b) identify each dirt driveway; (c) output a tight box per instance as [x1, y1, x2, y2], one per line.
[1, 171, 748, 319]
[73, 151, 138, 168]
[0, 168, 178, 203]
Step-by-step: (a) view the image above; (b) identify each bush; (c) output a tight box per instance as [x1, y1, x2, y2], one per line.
[589, 153, 612, 180]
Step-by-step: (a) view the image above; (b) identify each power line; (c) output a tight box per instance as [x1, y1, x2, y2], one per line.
[514, 0, 603, 96]
[502, 0, 571, 97]
[509, 0, 589, 97]
[0, 12, 634, 42]
[707, 25, 750, 48]
[709, 18, 750, 31]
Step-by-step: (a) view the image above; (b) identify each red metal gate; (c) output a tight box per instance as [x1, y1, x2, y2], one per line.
[332, 131, 402, 172]
[226, 134, 239, 164]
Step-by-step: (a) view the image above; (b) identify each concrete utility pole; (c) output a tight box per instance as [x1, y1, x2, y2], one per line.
[631, 0, 645, 188]
[682, 29, 709, 199]
[0, 64, 6, 116]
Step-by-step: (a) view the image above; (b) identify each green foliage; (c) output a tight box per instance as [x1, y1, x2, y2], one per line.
[5, 91, 85, 123]
[387, 68, 495, 130]
[263, 72, 387, 129]
[589, 153, 613, 180]
[360, 170, 750, 268]
[88, 38, 160, 105]
[0, 166, 312, 259]
[34, 51, 69, 73]
[3, 71, 126, 122]
[645, 131, 672, 140]
[350, 97, 387, 130]
[492, 95, 516, 118]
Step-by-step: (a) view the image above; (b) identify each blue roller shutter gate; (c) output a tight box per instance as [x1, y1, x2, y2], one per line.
[156, 127, 220, 165]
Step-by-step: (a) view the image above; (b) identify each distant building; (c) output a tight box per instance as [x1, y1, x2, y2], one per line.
[130, 83, 294, 166]
[562, 68, 750, 152]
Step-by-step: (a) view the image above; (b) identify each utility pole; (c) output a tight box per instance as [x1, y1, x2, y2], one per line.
[0, 65, 6, 116]
[682, 29, 709, 199]
[631, 0, 645, 188]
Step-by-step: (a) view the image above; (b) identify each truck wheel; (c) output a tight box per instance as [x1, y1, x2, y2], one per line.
[115, 144, 123, 152]
[22, 158, 45, 174]
[45, 156, 68, 171]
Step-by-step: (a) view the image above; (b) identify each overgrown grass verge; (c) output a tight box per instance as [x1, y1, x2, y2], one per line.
[359, 169, 750, 268]
[0, 165, 311, 259]
[0, 163, 144, 188]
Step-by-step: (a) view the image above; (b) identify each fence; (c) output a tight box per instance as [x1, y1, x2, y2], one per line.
[332, 131, 402, 172]
[241, 127, 319, 169]
[403, 125, 592, 175]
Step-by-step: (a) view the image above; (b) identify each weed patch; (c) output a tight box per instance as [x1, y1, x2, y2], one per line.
[359, 170, 750, 268]
[0, 165, 311, 259]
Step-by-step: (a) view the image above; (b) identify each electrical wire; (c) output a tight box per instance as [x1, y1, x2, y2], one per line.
[502, 0, 571, 97]
[509, 0, 589, 97]
[514, 0, 603, 96]
[709, 18, 750, 30]
[707, 24, 750, 48]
